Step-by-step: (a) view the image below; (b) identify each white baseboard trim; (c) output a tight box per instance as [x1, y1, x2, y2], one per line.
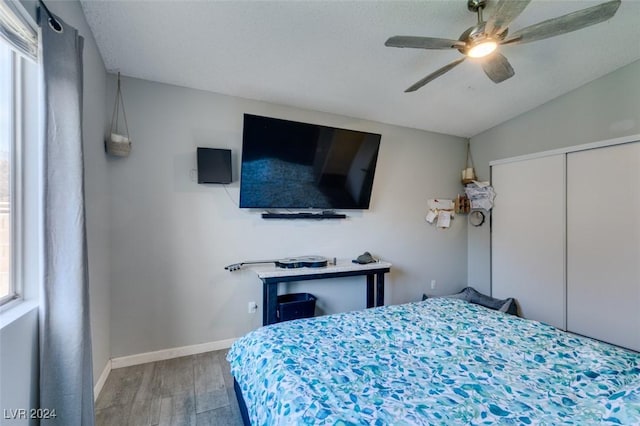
[110, 337, 238, 370]
[94, 360, 112, 401]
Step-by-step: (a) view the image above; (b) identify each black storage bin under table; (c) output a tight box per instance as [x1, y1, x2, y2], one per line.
[276, 293, 317, 322]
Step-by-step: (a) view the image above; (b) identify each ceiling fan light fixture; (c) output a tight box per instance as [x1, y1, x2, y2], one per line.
[467, 40, 497, 58]
[386, 0, 622, 91]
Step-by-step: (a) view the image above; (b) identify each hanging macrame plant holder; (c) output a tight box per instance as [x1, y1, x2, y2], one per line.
[105, 72, 131, 157]
[461, 141, 476, 185]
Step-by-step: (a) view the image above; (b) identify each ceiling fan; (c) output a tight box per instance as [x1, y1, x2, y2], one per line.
[385, 0, 621, 92]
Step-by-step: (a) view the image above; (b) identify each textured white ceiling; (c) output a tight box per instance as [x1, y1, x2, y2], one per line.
[80, 0, 640, 138]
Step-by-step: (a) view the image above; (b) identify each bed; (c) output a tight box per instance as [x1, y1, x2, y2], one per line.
[227, 298, 640, 425]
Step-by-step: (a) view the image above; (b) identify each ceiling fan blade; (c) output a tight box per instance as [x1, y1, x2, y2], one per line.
[503, 0, 621, 46]
[481, 53, 515, 83]
[385, 36, 465, 50]
[485, 0, 532, 36]
[405, 57, 466, 92]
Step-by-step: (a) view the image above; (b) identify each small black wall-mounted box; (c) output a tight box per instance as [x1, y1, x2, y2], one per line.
[197, 147, 232, 184]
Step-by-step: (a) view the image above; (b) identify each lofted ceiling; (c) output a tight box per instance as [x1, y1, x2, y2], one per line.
[80, 0, 640, 138]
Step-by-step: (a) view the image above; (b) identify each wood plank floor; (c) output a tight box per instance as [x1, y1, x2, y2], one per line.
[95, 350, 244, 426]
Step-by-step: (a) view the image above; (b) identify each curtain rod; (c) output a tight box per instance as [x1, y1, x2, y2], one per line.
[38, 0, 62, 32]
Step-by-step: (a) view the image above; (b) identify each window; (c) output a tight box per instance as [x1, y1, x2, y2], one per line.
[0, 42, 17, 305]
[0, 0, 38, 310]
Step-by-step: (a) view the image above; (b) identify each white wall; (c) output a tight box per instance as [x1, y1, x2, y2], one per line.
[468, 59, 640, 292]
[0, 308, 38, 425]
[107, 76, 469, 358]
[0, 1, 110, 412]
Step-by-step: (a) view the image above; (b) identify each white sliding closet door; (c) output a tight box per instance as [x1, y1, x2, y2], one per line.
[567, 142, 640, 351]
[492, 154, 566, 329]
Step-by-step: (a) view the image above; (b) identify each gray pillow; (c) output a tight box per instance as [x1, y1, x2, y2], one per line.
[423, 287, 518, 316]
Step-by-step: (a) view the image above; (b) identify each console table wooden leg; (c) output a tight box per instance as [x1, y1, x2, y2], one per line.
[376, 272, 385, 306]
[366, 275, 374, 308]
[263, 281, 279, 326]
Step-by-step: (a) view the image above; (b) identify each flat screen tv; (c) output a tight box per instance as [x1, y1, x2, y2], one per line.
[239, 114, 381, 209]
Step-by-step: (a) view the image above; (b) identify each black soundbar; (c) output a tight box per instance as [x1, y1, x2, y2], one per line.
[261, 212, 347, 219]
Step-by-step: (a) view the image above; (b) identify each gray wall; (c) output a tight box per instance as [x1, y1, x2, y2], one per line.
[107, 76, 469, 358]
[1, 3, 110, 417]
[468, 59, 640, 292]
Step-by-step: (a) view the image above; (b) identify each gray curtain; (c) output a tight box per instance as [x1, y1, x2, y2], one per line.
[39, 11, 95, 426]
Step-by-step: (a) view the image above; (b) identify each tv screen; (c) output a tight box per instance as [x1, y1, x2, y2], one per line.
[197, 147, 232, 184]
[239, 114, 381, 209]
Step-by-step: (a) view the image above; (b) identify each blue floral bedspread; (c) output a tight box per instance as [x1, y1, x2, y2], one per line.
[227, 298, 640, 425]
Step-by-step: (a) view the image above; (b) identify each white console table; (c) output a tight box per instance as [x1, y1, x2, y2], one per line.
[252, 260, 392, 326]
